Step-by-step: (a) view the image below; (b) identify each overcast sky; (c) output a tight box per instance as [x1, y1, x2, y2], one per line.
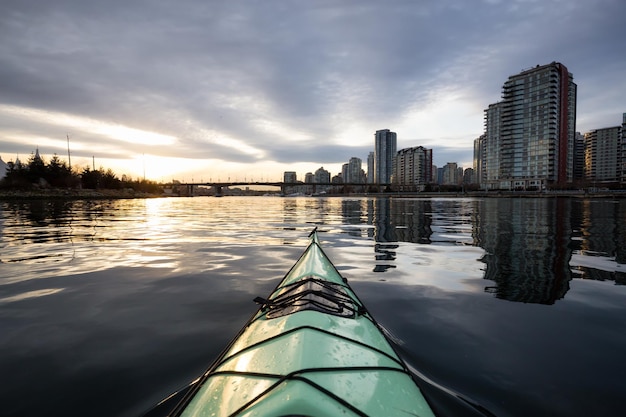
[1, 0, 625, 181]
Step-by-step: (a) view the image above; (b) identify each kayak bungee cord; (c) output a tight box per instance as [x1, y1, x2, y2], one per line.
[165, 229, 436, 417]
[204, 325, 408, 379]
[253, 276, 368, 319]
[214, 366, 424, 417]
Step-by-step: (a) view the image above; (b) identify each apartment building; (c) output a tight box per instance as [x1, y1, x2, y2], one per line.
[478, 62, 577, 190]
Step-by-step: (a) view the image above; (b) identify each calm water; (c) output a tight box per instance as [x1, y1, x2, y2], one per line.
[1, 196, 625, 417]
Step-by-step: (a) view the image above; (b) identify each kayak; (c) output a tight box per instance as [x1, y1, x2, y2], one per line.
[168, 229, 436, 417]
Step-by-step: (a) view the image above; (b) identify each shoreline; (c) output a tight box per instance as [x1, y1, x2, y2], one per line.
[0, 188, 162, 200]
[382, 190, 626, 199]
[2, 188, 626, 200]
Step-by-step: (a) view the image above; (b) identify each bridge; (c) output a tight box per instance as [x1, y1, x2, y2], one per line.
[169, 181, 391, 196]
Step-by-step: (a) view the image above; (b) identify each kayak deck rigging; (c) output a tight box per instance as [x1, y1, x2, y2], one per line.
[253, 276, 366, 319]
[205, 365, 420, 417]
[169, 230, 435, 417]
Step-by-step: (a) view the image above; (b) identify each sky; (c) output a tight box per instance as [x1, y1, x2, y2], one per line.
[1, 0, 625, 183]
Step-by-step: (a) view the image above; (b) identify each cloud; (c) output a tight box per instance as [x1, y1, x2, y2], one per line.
[1, 0, 625, 179]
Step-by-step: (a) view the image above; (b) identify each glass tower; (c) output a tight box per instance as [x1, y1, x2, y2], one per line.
[374, 129, 397, 184]
[480, 62, 577, 190]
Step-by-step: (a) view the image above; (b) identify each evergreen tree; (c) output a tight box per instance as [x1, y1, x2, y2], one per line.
[47, 154, 74, 187]
[27, 152, 46, 184]
[80, 167, 101, 189]
[1, 148, 162, 193]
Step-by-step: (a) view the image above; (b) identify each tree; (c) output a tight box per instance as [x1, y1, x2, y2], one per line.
[1, 160, 29, 189]
[27, 152, 46, 184]
[81, 167, 101, 189]
[47, 154, 74, 187]
[100, 168, 121, 189]
[0, 148, 162, 193]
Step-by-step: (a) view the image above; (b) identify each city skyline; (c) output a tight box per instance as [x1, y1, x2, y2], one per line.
[1, 1, 625, 181]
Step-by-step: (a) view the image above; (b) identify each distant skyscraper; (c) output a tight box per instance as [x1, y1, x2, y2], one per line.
[374, 129, 397, 183]
[367, 152, 375, 183]
[622, 113, 626, 185]
[283, 171, 297, 183]
[483, 102, 503, 189]
[478, 62, 577, 190]
[573, 132, 585, 182]
[392, 146, 432, 188]
[344, 157, 363, 183]
[473, 134, 485, 185]
[442, 162, 458, 185]
[463, 168, 474, 184]
[314, 167, 330, 183]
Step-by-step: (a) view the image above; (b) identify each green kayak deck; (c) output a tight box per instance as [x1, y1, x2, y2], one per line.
[171, 230, 435, 417]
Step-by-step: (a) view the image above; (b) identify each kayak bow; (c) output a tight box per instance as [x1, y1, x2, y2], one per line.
[169, 229, 435, 417]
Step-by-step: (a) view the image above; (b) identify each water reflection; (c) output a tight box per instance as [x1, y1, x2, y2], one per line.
[2, 196, 625, 305]
[355, 197, 625, 305]
[367, 198, 425, 243]
[475, 198, 572, 304]
[570, 200, 626, 284]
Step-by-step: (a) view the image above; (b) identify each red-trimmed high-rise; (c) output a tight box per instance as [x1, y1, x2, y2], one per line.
[482, 62, 577, 190]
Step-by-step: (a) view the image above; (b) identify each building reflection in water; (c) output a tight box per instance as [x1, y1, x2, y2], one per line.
[366, 198, 434, 273]
[365, 198, 434, 244]
[280, 196, 626, 305]
[617, 201, 626, 284]
[356, 197, 626, 305]
[571, 200, 626, 285]
[475, 198, 573, 305]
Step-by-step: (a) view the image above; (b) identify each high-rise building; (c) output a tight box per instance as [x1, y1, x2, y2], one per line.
[374, 129, 397, 184]
[341, 164, 348, 183]
[367, 152, 375, 184]
[483, 102, 503, 189]
[584, 126, 622, 183]
[622, 113, 626, 185]
[463, 168, 474, 184]
[473, 134, 485, 185]
[283, 171, 297, 183]
[573, 132, 585, 182]
[392, 146, 432, 189]
[442, 162, 458, 185]
[478, 62, 577, 190]
[314, 167, 330, 183]
[343, 157, 363, 183]
[331, 173, 343, 184]
[0, 156, 7, 179]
